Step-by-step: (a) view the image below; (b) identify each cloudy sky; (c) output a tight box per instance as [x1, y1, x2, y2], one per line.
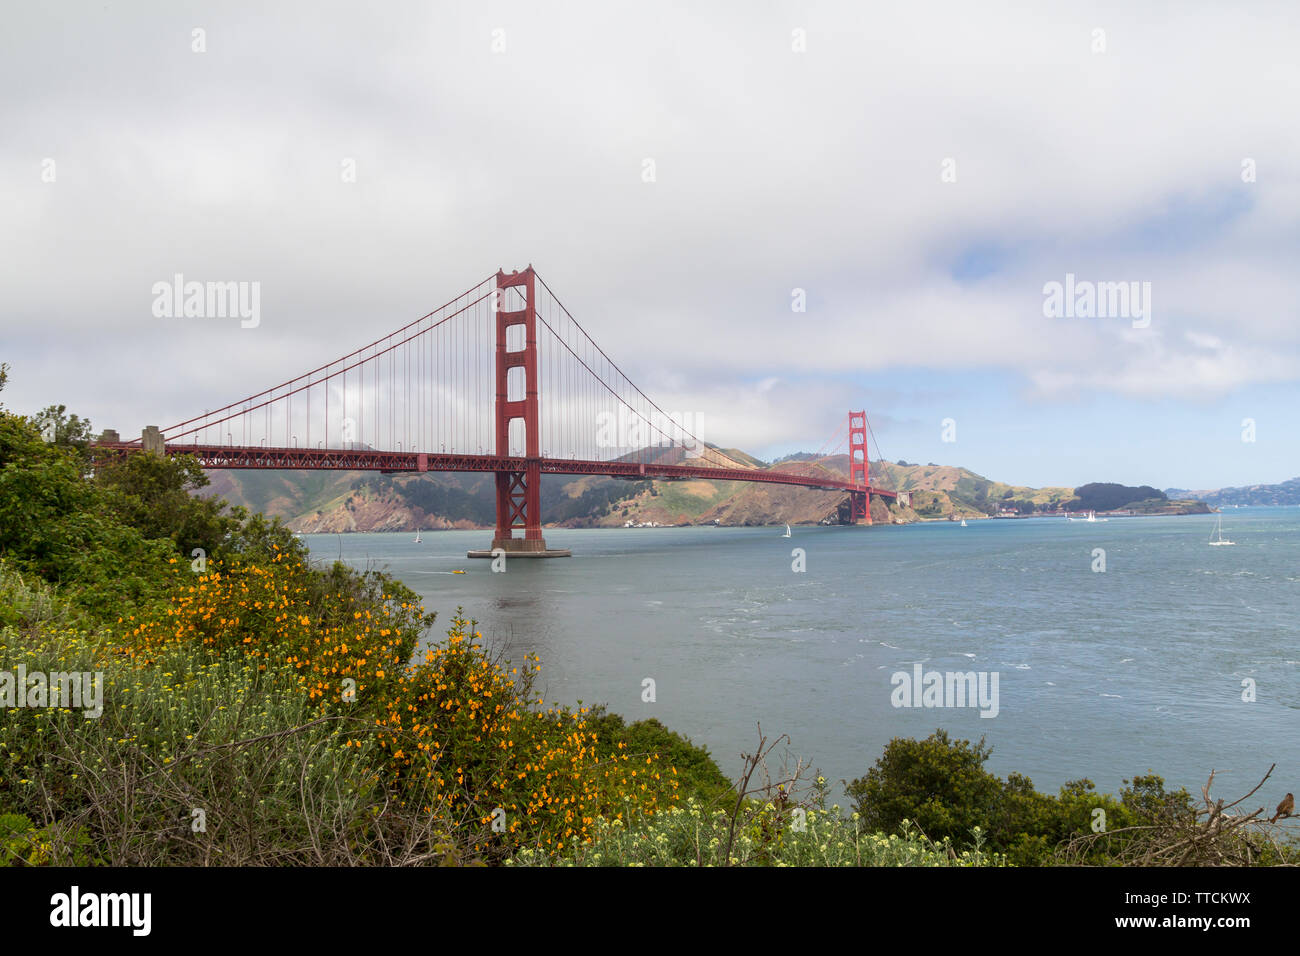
[3, 1, 1297, 489]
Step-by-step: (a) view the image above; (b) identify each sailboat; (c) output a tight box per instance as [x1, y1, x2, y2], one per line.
[414, 529, 422, 544]
[782, 523, 792, 538]
[1208, 513, 1235, 546]
[960, 518, 967, 527]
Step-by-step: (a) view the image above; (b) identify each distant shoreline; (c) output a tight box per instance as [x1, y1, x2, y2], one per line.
[300, 507, 1235, 535]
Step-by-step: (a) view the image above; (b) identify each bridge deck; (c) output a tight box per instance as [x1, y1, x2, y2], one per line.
[94, 443, 897, 498]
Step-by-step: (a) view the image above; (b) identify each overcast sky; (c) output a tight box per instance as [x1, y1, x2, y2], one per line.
[2, 1, 1297, 489]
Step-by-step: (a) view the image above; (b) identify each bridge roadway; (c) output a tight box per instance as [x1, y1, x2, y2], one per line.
[94, 442, 897, 499]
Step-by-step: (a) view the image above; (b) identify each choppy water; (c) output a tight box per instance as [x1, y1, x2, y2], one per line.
[303, 507, 1299, 803]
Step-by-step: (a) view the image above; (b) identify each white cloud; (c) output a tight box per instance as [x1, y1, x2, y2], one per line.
[0, 0, 1296, 449]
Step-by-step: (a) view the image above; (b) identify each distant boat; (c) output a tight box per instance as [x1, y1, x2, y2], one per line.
[1208, 513, 1235, 546]
[960, 519, 967, 527]
[782, 523, 792, 538]
[414, 529, 422, 543]
[1069, 510, 1107, 523]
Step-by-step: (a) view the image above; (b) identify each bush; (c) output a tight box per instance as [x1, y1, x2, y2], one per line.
[372, 613, 680, 859]
[845, 730, 1212, 865]
[585, 710, 734, 808]
[847, 730, 1005, 848]
[510, 796, 1005, 867]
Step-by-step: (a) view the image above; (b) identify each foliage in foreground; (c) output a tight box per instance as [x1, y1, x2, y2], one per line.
[846, 729, 1298, 866]
[0, 555, 690, 863]
[511, 796, 1005, 867]
[0, 612, 388, 865]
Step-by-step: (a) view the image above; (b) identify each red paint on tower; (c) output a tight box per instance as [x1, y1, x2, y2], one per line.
[848, 410, 871, 525]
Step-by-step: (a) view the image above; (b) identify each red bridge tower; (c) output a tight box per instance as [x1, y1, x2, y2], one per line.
[473, 266, 570, 558]
[848, 409, 872, 525]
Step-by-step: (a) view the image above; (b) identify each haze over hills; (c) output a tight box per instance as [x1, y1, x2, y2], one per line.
[200, 450, 1209, 531]
[1165, 477, 1300, 507]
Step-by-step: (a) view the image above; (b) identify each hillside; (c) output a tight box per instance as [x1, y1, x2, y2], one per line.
[1166, 476, 1300, 507]
[200, 455, 1207, 531]
[868, 461, 1074, 518]
[595, 458, 899, 528]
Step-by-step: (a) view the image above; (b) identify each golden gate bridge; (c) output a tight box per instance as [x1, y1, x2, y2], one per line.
[96, 267, 895, 557]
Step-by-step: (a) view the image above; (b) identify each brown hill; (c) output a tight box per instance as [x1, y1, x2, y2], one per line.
[198, 454, 1122, 531]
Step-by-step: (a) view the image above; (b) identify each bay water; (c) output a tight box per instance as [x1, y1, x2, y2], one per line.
[304, 507, 1299, 805]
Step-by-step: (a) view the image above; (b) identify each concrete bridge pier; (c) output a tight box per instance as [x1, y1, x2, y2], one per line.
[142, 425, 165, 455]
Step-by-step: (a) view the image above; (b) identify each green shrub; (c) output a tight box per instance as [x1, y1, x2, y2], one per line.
[846, 730, 1209, 865]
[509, 797, 1006, 867]
[846, 730, 1005, 847]
[0, 811, 98, 866]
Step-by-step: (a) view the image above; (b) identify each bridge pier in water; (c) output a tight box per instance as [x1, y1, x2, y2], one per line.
[468, 266, 571, 559]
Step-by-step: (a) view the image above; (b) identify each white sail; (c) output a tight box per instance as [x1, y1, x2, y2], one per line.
[1208, 513, 1234, 546]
